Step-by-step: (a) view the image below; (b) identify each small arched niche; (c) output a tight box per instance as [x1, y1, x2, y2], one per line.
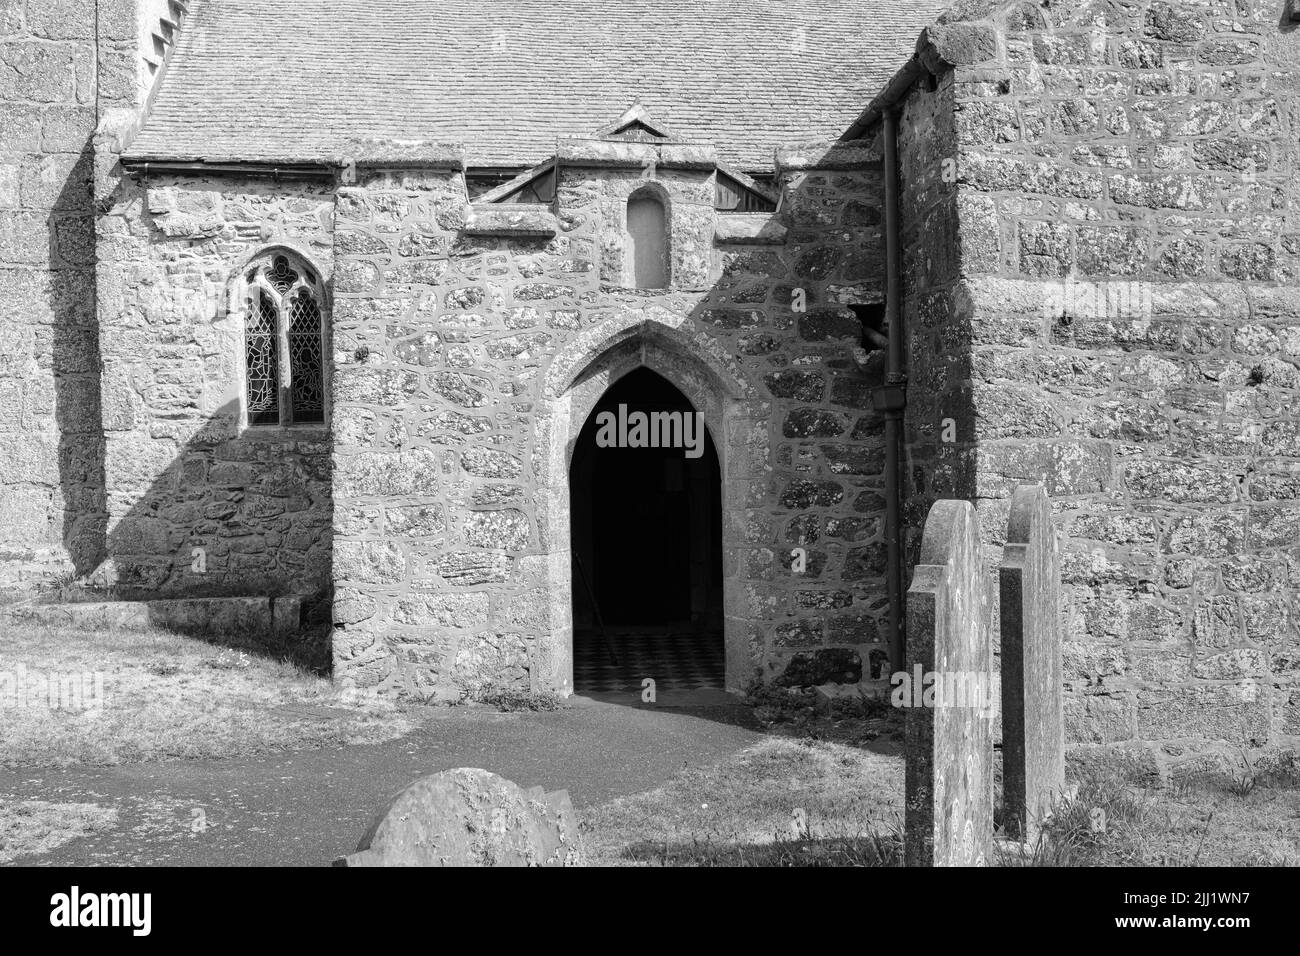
[626, 187, 670, 289]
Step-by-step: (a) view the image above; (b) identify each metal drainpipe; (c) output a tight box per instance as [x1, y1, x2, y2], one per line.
[876, 107, 908, 677]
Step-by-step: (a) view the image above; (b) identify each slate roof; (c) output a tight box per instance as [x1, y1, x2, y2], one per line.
[125, 0, 950, 172]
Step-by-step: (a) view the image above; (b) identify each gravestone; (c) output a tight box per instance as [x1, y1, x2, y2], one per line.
[904, 500, 994, 866]
[999, 484, 1064, 840]
[335, 768, 582, 866]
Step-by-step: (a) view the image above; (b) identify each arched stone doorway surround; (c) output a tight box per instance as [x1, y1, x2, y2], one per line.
[532, 312, 762, 695]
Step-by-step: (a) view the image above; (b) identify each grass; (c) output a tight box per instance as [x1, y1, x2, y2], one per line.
[0, 621, 416, 770]
[464, 684, 565, 712]
[997, 771, 1153, 866]
[583, 699, 1300, 867]
[582, 736, 905, 866]
[0, 801, 118, 864]
[994, 749, 1300, 867]
[1141, 755, 1300, 867]
[3, 618, 1296, 867]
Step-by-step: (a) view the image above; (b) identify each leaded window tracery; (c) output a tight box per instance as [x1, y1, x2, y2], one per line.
[242, 253, 327, 427]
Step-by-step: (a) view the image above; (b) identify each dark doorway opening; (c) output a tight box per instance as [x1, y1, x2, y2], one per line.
[569, 368, 724, 696]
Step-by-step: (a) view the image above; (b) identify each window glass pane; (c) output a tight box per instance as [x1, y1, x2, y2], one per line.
[266, 255, 299, 295]
[246, 290, 280, 425]
[288, 289, 325, 424]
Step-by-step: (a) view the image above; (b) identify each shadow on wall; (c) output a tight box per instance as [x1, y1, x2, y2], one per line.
[98, 397, 334, 606]
[37, 148, 334, 669]
[703, 161, 893, 686]
[893, 74, 976, 574]
[51, 132, 107, 582]
[87, 393, 335, 670]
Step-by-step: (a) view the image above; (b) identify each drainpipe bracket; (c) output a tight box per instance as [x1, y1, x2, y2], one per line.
[872, 383, 907, 414]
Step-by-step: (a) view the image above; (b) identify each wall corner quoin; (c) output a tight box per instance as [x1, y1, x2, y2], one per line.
[918, 20, 1003, 75]
[95, 108, 142, 156]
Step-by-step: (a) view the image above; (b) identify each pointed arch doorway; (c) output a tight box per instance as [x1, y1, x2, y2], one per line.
[569, 367, 724, 697]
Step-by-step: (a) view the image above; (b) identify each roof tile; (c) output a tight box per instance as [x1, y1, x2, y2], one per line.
[127, 0, 949, 172]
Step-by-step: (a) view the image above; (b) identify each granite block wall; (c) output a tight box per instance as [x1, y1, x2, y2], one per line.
[0, 0, 101, 592]
[907, 0, 1300, 770]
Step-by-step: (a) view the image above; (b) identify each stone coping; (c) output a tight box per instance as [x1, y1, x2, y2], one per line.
[714, 213, 787, 245]
[774, 140, 883, 171]
[556, 138, 717, 169]
[465, 204, 560, 237]
[343, 139, 467, 170]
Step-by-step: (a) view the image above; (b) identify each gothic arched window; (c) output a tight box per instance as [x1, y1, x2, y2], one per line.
[627, 188, 669, 289]
[243, 252, 327, 426]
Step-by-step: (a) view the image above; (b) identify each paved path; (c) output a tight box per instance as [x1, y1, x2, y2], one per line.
[0, 695, 761, 866]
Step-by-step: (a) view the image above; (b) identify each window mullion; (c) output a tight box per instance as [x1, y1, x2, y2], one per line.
[243, 256, 326, 430]
[279, 297, 293, 427]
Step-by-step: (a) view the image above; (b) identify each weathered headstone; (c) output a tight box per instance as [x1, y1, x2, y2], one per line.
[335, 768, 583, 866]
[904, 500, 994, 866]
[999, 484, 1064, 840]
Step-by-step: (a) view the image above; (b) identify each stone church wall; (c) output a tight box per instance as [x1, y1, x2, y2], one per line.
[3, 0, 335, 604]
[898, 65, 967, 564]
[910, 0, 1300, 770]
[94, 172, 335, 599]
[329, 141, 891, 699]
[8, 0, 1295, 760]
[0, 0, 101, 592]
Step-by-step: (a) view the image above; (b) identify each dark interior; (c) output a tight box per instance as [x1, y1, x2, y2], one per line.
[569, 368, 724, 694]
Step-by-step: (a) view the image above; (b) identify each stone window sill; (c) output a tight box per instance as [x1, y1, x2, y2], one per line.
[242, 425, 330, 441]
